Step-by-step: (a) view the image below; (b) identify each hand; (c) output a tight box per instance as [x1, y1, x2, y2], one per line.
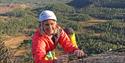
[54, 55, 69, 63]
[73, 50, 86, 58]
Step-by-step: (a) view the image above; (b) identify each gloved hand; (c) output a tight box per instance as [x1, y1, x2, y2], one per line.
[54, 55, 69, 63]
[73, 50, 87, 58]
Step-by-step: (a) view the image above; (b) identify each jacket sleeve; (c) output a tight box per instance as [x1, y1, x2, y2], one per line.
[58, 30, 79, 53]
[32, 37, 54, 63]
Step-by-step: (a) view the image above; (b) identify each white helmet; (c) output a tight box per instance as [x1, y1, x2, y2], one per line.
[38, 10, 57, 22]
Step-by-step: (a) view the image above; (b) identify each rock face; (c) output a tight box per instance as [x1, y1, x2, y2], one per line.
[0, 40, 13, 63]
[69, 52, 125, 63]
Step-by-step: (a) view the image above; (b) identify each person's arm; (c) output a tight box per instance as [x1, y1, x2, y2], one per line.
[58, 30, 79, 53]
[32, 37, 54, 63]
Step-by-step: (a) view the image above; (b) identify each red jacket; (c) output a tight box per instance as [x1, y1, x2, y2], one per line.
[32, 28, 79, 63]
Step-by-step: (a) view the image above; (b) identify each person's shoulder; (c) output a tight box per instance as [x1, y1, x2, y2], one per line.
[32, 28, 45, 41]
[32, 29, 40, 38]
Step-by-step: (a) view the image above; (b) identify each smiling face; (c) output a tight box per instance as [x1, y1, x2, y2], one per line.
[41, 19, 57, 36]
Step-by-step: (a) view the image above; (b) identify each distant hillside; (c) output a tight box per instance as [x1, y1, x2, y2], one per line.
[1, 0, 125, 9]
[66, 0, 125, 19]
[93, 0, 125, 8]
[67, 0, 92, 8]
[0, 0, 72, 8]
[0, 0, 72, 4]
[68, 0, 125, 8]
[0, 3, 30, 14]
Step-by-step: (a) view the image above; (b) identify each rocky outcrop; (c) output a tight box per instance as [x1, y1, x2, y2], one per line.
[0, 39, 14, 63]
[69, 51, 125, 63]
